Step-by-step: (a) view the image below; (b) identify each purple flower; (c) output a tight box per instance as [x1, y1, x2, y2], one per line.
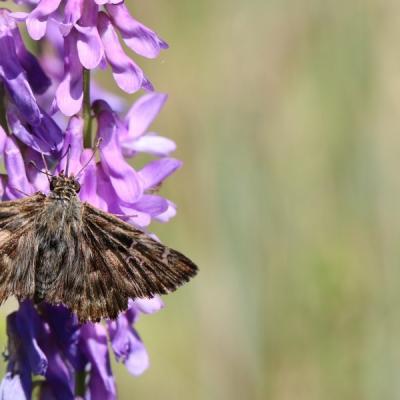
[0, 9, 63, 154]
[0, 299, 163, 399]
[11, 0, 167, 103]
[0, 0, 186, 397]
[119, 92, 176, 157]
[108, 297, 163, 375]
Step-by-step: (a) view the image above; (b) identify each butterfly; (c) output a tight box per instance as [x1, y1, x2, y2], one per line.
[0, 171, 198, 322]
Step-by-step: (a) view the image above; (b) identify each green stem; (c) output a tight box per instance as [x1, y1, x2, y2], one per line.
[75, 370, 86, 397]
[83, 68, 92, 148]
[0, 84, 9, 135]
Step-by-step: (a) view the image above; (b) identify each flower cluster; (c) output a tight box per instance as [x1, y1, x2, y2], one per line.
[12, 0, 167, 115]
[0, 1, 176, 398]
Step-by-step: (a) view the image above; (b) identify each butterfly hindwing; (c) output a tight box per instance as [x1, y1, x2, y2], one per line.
[60, 202, 197, 322]
[83, 203, 197, 294]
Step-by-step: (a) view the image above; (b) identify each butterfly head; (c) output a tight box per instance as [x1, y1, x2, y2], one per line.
[49, 172, 81, 199]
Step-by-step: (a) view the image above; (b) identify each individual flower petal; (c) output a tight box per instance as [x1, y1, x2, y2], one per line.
[63, 0, 83, 29]
[95, 100, 143, 203]
[95, 162, 123, 213]
[80, 324, 116, 400]
[4, 137, 35, 198]
[15, 302, 48, 376]
[0, 13, 41, 126]
[125, 92, 167, 139]
[40, 325, 75, 400]
[107, 314, 149, 376]
[117, 203, 151, 227]
[0, 125, 7, 157]
[133, 296, 164, 315]
[0, 372, 29, 400]
[154, 200, 177, 223]
[91, 81, 126, 112]
[7, 110, 50, 153]
[79, 151, 108, 210]
[98, 12, 151, 94]
[106, 3, 168, 59]
[2, 313, 32, 400]
[57, 115, 84, 175]
[56, 31, 83, 116]
[26, 0, 63, 40]
[132, 194, 168, 217]
[4, 10, 51, 94]
[123, 134, 176, 157]
[24, 148, 50, 193]
[138, 158, 182, 190]
[75, 24, 103, 69]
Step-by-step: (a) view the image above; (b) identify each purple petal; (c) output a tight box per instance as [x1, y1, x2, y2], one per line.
[107, 314, 149, 376]
[98, 12, 150, 93]
[95, 100, 143, 203]
[125, 92, 167, 138]
[32, 108, 64, 154]
[0, 125, 7, 156]
[123, 134, 176, 157]
[80, 324, 116, 400]
[79, 150, 104, 208]
[15, 302, 48, 376]
[26, 0, 63, 40]
[0, 372, 30, 400]
[133, 296, 164, 314]
[4, 10, 51, 94]
[91, 82, 126, 112]
[4, 313, 33, 398]
[74, 1, 103, 70]
[64, 0, 83, 28]
[106, 3, 168, 59]
[138, 158, 182, 190]
[0, 19, 41, 126]
[24, 148, 50, 193]
[75, 24, 104, 69]
[117, 203, 151, 227]
[56, 115, 84, 175]
[154, 200, 177, 223]
[8, 110, 53, 155]
[4, 137, 34, 198]
[40, 325, 75, 400]
[132, 195, 168, 217]
[56, 31, 83, 116]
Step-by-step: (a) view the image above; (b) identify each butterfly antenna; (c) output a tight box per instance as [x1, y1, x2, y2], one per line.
[9, 186, 31, 197]
[75, 138, 102, 180]
[29, 161, 53, 182]
[40, 153, 52, 184]
[65, 145, 71, 177]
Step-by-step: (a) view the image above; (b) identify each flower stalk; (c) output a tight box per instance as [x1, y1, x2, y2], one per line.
[0, 84, 9, 135]
[83, 68, 92, 149]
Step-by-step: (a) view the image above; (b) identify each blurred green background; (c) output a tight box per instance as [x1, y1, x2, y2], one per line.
[4, 0, 400, 399]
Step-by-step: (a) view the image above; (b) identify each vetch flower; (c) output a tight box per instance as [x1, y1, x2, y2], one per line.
[0, 299, 163, 399]
[11, 0, 167, 100]
[0, 0, 192, 397]
[119, 92, 176, 157]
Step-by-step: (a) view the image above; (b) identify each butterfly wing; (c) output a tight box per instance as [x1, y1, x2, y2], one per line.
[59, 202, 198, 322]
[0, 193, 46, 303]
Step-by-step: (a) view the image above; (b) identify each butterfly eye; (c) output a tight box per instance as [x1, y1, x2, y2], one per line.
[74, 181, 81, 193]
[50, 177, 57, 191]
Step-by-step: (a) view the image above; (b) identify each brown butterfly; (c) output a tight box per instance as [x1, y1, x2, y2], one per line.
[0, 172, 197, 322]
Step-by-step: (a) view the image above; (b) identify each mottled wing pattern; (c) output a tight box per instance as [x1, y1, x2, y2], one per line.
[64, 202, 198, 322]
[0, 193, 46, 303]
